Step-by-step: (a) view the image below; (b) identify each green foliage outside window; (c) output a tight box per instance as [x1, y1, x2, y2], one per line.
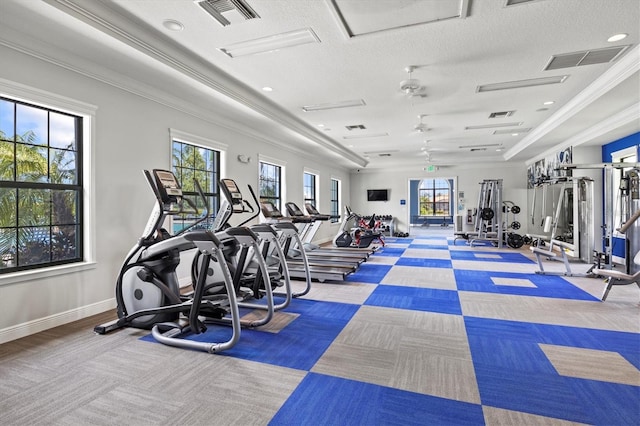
[171, 140, 219, 233]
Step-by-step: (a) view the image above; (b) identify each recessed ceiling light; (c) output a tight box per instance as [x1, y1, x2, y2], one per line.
[511, 133, 519, 136]
[543, 101, 555, 105]
[317, 124, 325, 127]
[262, 86, 273, 92]
[162, 19, 184, 31]
[608, 33, 628, 42]
[496, 148, 503, 152]
[537, 107, 549, 112]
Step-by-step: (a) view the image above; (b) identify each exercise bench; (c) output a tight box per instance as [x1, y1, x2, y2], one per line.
[592, 251, 640, 301]
[528, 235, 592, 277]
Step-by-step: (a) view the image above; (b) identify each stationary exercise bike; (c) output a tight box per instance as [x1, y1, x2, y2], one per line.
[333, 206, 385, 248]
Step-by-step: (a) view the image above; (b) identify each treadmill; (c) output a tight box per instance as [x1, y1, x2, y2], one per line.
[260, 202, 356, 282]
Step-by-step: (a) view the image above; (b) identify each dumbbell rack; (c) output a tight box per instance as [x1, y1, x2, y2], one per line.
[471, 179, 503, 248]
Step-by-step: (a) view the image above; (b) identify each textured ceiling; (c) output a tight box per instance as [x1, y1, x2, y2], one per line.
[1, 0, 638, 170]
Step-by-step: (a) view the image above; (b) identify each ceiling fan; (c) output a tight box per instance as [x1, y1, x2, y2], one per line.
[414, 114, 430, 133]
[400, 66, 427, 98]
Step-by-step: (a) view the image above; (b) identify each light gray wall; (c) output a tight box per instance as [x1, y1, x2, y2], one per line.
[0, 45, 350, 342]
[349, 163, 528, 235]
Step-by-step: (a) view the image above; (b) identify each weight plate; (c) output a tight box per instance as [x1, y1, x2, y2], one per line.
[511, 221, 521, 230]
[481, 207, 494, 221]
[507, 233, 524, 249]
[511, 205, 521, 214]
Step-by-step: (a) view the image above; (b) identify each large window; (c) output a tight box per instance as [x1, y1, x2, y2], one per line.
[259, 161, 282, 210]
[330, 178, 340, 223]
[0, 97, 82, 273]
[303, 172, 317, 208]
[419, 178, 451, 216]
[171, 140, 220, 233]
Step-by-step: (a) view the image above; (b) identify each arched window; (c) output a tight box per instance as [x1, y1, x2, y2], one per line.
[419, 179, 451, 216]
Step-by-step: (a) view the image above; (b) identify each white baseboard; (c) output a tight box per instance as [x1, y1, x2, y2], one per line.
[0, 298, 116, 345]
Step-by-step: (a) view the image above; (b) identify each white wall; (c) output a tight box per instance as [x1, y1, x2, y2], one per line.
[349, 162, 528, 235]
[0, 45, 350, 342]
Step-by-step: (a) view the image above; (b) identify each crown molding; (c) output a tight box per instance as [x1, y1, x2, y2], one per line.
[526, 102, 640, 165]
[506, 44, 640, 161]
[41, 0, 368, 168]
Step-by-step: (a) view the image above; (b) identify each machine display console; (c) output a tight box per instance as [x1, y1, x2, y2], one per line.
[153, 169, 182, 202]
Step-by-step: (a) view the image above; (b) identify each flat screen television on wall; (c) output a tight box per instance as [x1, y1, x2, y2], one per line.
[367, 189, 389, 201]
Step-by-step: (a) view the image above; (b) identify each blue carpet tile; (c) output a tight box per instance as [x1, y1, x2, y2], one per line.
[395, 257, 453, 268]
[373, 247, 406, 257]
[142, 298, 359, 370]
[454, 269, 599, 300]
[466, 316, 640, 424]
[449, 250, 535, 263]
[365, 284, 462, 315]
[383, 237, 414, 243]
[270, 373, 485, 426]
[345, 263, 392, 283]
[407, 243, 450, 250]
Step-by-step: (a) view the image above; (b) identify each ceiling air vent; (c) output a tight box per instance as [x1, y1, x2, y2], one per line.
[505, 0, 542, 6]
[346, 124, 366, 130]
[545, 46, 629, 70]
[378, 153, 392, 157]
[489, 111, 515, 119]
[470, 148, 487, 152]
[196, 0, 260, 27]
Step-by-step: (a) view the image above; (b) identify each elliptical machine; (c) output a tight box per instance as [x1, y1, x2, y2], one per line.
[95, 169, 242, 354]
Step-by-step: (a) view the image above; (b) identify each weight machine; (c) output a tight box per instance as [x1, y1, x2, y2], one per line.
[590, 164, 640, 300]
[527, 176, 595, 276]
[469, 179, 504, 247]
[557, 163, 640, 274]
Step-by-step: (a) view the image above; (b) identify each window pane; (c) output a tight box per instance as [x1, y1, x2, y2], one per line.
[16, 104, 47, 146]
[50, 112, 77, 150]
[16, 144, 47, 182]
[18, 188, 50, 227]
[0, 141, 15, 180]
[172, 142, 182, 167]
[18, 226, 51, 266]
[0, 188, 17, 226]
[0, 228, 16, 269]
[171, 140, 220, 231]
[183, 144, 195, 166]
[435, 189, 448, 200]
[52, 189, 78, 225]
[0, 99, 14, 141]
[52, 224, 78, 261]
[49, 148, 77, 184]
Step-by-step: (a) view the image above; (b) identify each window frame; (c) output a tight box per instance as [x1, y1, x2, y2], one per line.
[259, 157, 285, 212]
[330, 178, 340, 223]
[418, 178, 451, 217]
[303, 171, 317, 208]
[0, 78, 96, 285]
[0, 97, 84, 274]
